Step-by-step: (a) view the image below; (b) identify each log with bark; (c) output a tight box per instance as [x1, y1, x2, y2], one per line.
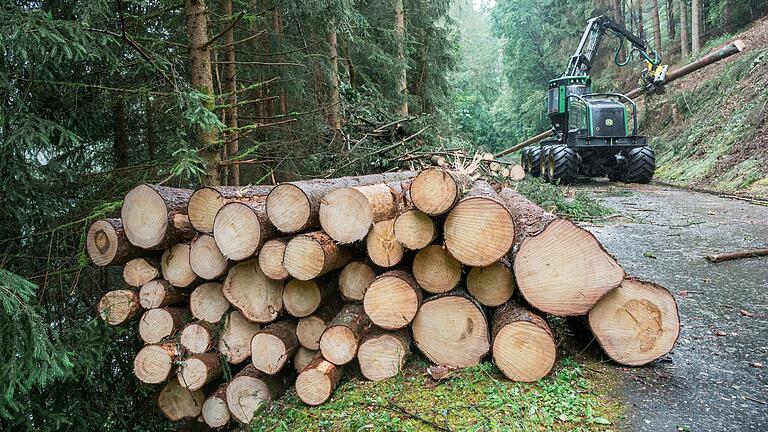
[363, 270, 422, 330]
[178, 352, 222, 391]
[411, 290, 490, 368]
[319, 182, 405, 243]
[258, 237, 291, 280]
[138, 306, 187, 344]
[86, 218, 143, 266]
[222, 259, 284, 323]
[180, 321, 214, 354]
[338, 261, 376, 301]
[498, 188, 625, 316]
[213, 201, 278, 260]
[283, 231, 351, 280]
[202, 384, 230, 428]
[319, 304, 372, 365]
[161, 243, 199, 288]
[133, 342, 179, 384]
[226, 364, 289, 424]
[122, 184, 194, 249]
[158, 378, 206, 421]
[283, 277, 335, 318]
[98, 289, 141, 325]
[444, 181, 515, 267]
[189, 282, 229, 323]
[189, 234, 230, 280]
[251, 320, 300, 374]
[466, 261, 516, 307]
[491, 302, 556, 382]
[296, 301, 343, 351]
[366, 219, 404, 268]
[217, 311, 261, 364]
[266, 171, 417, 233]
[357, 328, 411, 381]
[123, 257, 160, 287]
[393, 208, 436, 250]
[293, 347, 317, 372]
[705, 247, 768, 263]
[139, 279, 186, 309]
[412, 244, 462, 294]
[295, 353, 343, 406]
[187, 184, 273, 233]
[409, 167, 471, 216]
[588, 278, 680, 366]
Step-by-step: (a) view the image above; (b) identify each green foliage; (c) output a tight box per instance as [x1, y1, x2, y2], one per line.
[516, 177, 616, 220]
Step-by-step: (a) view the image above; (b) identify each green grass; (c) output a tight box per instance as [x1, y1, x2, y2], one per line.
[515, 178, 616, 221]
[250, 357, 622, 432]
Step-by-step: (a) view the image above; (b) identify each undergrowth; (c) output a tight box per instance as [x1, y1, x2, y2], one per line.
[515, 178, 616, 221]
[250, 357, 621, 432]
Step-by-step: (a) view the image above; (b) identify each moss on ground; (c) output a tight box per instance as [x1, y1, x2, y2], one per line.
[515, 177, 617, 221]
[250, 356, 623, 432]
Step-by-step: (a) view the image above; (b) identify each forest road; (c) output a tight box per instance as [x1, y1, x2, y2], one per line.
[576, 181, 768, 432]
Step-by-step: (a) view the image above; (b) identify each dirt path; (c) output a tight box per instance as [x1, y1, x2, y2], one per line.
[577, 181, 768, 431]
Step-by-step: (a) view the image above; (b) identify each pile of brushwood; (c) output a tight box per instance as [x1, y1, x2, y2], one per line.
[88, 167, 679, 427]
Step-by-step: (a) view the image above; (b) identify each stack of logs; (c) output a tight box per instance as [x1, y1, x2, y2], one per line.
[88, 168, 680, 426]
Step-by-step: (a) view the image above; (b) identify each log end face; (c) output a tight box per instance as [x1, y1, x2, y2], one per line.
[202, 396, 230, 428]
[320, 326, 357, 365]
[358, 334, 408, 381]
[98, 290, 139, 325]
[226, 376, 271, 424]
[180, 322, 212, 354]
[178, 356, 211, 391]
[123, 258, 159, 287]
[364, 274, 420, 329]
[295, 368, 334, 406]
[122, 184, 168, 249]
[493, 321, 556, 382]
[251, 333, 289, 374]
[394, 209, 435, 250]
[139, 279, 167, 309]
[297, 316, 326, 350]
[161, 243, 197, 288]
[284, 236, 325, 280]
[190, 234, 229, 280]
[188, 187, 224, 234]
[467, 262, 516, 307]
[139, 308, 175, 344]
[294, 347, 317, 372]
[319, 188, 373, 243]
[190, 282, 229, 323]
[411, 168, 459, 215]
[86, 220, 119, 266]
[366, 219, 404, 268]
[214, 202, 262, 261]
[259, 239, 290, 280]
[444, 197, 514, 267]
[413, 245, 462, 294]
[284, 279, 322, 318]
[267, 184, 311, 233]
[134, 344, 175, 384]
[158, 379, 205, 421]
[338, 262, 375, 301]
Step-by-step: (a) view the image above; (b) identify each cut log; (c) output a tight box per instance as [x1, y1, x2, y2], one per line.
[222, 259, 284, 323]
[139, 279, 186, 309]
[217, 311, 261, 364]
[98, 289, 141, 325]
[178, 352, 222, 391]
[363, 270, 422, 329]
[319, 182, 405, 244]
[157, 378, 205, 421]
[508, 164, 525, 181]
[266, 171, 417, 234]
[180, 321, 214, 354]
[283, 277, 334, 318]
[123, 257, 160, 287]
[213, 201, 278, 260]
[338, 261, 376, 301]
[190, 234, 230, 280]
[122, 184, 194, 250]
[319, 304, 372, 365]
[133, 342, 179, 384]
[410, 167, 471, 216]
[202, 384, 230, 428]
[357, 328, 411, 381]
[588, 278, 680, 366]
[297, 301, 343, 350]
[498, 188, 625, 316]
[190, 282, 229, 323]
[138, 307, 187, 344]
[161, 243, 199, 288]
[283, 231, 351, 281]
[258, 237, 291, 280]
[188, 184, 273, 234]
[491, 302, 556, 382]
[412, 245, 462, 294]
[411, 291, 490, 368]
[294, 347, 317, 372]
[444, 181, 515, 267]
[365, 219, 404, 268]
[251, 321, 299, 374]
[393, 208, 436, 250]
[295, 353, 343, 406]
[226, 364, 288, 424]
[86, 218, 143, 266]
[466, 261, 516, 307]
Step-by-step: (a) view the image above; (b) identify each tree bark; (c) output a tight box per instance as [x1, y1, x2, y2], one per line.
[319, 303, 372, 365]
[223, 0, 240, 186]
[650, 0, 663, 51]
[491, 302, 556, 382]
[178, 352, 222, 390]
[394, 0, 408, 116]
[185, 0, 221, 185]
[86, 218, 144, 266]
[251, 320, 300, 374]
[679, 0, 690, 57]
[691, 0, 702, 53]
[146, 96, 156, 160]
[633, 0, 645, 40]
[666, 0, 676, 42]
[363, 270, 422, 330]
[327, 18, 340, 129]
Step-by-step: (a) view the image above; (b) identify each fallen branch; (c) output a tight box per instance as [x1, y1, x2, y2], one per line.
[705, 248, 768, 263]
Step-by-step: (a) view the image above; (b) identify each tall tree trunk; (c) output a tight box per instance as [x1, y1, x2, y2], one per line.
[223, 0, 240, 186]
[633, 0, 645, 40]
[327, 18, 340, 130]
[679, 0, 689, 57]
[650, 0, 662, 50]
[691, 0, 701, 53]
[610, 0, 626, 62]
[343, 39, 356, 89]
[273, 7, 287, 115]
[666, 0, 676, 43]
[146, 97, 156, 160]
[185, 0, 221, 185]
[394, 0, 408, 117]
[112, 98, 129, 168]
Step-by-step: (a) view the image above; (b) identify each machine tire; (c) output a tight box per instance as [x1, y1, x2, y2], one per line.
[625, 146, 655, 184]
[539, 146, 552, 180]
[521, 149, 530, 173]
[547, 146, 579, 184]
[528, 148, 541, 177]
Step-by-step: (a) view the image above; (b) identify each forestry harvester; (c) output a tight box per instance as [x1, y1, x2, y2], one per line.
[521, 15, 668, 183]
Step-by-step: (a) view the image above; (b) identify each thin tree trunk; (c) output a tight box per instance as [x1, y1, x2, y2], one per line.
[112, 98, 129, 168]
[326, 18, 340, 130]
[185, 0, 221, 185]
[679, 0, 689, 57]
[691, 0, 702, 53]
[633, 0, 645, 40]
[223, 0, 240, 186]
[273, 8, 287, 115]
[666, 0, 676, 43]
[610, 0, 625, 62]
[394, 0, 408, 117]
[650, 0, 662, 50]
[146, 97, 156, 160]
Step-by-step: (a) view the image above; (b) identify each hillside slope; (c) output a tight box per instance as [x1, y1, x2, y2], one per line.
[640, 17, 768, 198]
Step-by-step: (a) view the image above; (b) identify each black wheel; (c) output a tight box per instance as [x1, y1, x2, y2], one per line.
[625, 146, 655, 183]
[539, 146, 552, 180]
[547, 145, 579, 184]
[521, 149, 530, 173]
[607, 168, 624, 182]
[528, 148, 541, 177]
